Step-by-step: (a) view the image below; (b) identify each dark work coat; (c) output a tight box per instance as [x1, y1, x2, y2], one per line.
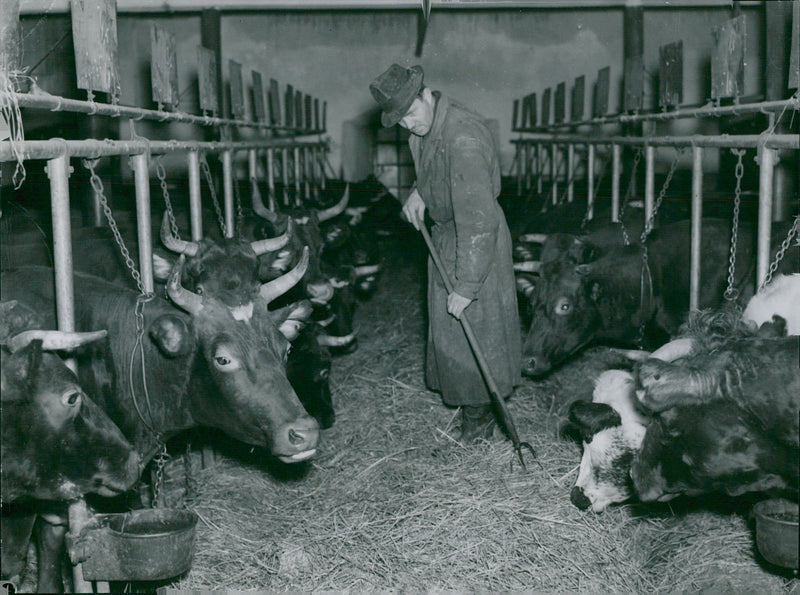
[408, 93, 521, 406]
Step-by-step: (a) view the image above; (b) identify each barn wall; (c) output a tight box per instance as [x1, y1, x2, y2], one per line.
[21, 6, 767, 180]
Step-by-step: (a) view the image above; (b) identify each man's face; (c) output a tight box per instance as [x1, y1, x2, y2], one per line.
[399, 91, 434, 136]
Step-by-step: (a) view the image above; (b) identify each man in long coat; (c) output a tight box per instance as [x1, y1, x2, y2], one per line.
[370, 64, 521, 443]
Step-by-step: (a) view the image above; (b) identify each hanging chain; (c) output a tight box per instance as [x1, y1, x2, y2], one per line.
[617, 147, 643, 246]
[724, 148, 745, 302]
[84, 159, 145, 293]
[151, 443, 169, 508]
[640, 147, 685, 245]
[200, 155, 228, 237]
[156, 157, 181, 241]
[233, 166, 244, 232]
[763, 215, 799, 290]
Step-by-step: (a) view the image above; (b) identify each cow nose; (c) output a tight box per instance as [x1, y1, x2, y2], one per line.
[275, 415, 320, 463]
[522, 356, 551, 377]
[570, 486, 592, 511]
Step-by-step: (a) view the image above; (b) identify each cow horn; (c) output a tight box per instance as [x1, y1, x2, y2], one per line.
[250, 219, 292, 256]
[608, 348, 651, 362]
[166, 254, 204, 315]
[316, 184, 349, 222]
[260, 246, 310, 304]
[7, 329, 108, 353]
[513, 261, 542, 273]
[252, 187, 279, 222]
[353, 264, 381, 277]
[317, 330, 357, 347]
[161, 212, 199, 256]
[519, 233, 548, 244]
[649, 338, 695, 362]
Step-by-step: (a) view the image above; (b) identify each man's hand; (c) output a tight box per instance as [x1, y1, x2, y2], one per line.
[402, 188, 426, 231]
[447, 292, 473, 319]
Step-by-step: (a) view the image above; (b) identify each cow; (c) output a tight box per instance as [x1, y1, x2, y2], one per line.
[566, 370, 648, 512]
[631, 311, 800, 503]
[521, 219, 762, 377]
[1, 257, 319, 467]
[285, 323, 335, 430]
[742, 273, 800, 336]
[1, 300, 141, 592]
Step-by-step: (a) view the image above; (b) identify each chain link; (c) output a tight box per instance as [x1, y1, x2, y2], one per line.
[617, 147, 643, 246]
[763, 215, 799, 290]
[155, 157, 181, 241]
[724, 148, 745, 302]
[83, 159, 145, 293]
[640, 147, 685, 245]
[151, 443, 169, 508]
[200, 155, 227, 237]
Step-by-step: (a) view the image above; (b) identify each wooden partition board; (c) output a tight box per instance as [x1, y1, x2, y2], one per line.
[71, 0, 120, 99]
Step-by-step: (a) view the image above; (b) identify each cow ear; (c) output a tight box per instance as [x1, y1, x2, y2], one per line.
[567, 400, 622, 442]
[152, 252, 174, 281]
[149, 314, 194, 357]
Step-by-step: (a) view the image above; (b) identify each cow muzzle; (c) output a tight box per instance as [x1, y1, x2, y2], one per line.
[570, 486, 592, 511]
[522, 356, 552, 377]
[273, 415, 319, 463]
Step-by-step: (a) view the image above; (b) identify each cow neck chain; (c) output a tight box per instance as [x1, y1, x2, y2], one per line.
[617, 147, 643, 246]
[763, 216, 799, 290]
[633, 147, 683, 347]
[156, 156, 181, 241]
[84, 159, 147, 294]
[581, 152, 609, 230]
[724, 149, 745, 303]
[200, 154, 228, 237]
[130, 293, 169, 507]
[233, 161, 244, 232]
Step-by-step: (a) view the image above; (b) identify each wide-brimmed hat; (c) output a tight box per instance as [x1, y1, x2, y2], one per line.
[369, 64, 424, 127]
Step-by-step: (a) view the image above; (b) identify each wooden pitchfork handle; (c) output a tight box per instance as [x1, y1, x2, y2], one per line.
[418, 224, 539, 470]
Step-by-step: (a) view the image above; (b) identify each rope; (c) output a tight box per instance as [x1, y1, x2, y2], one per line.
[0, 71, 27, 188]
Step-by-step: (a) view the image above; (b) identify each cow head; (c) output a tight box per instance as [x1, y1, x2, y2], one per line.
[1, 308, 140, 502]
[166, 253, 319, 463]
[521, 258, 604, 377]
[155, 212, 291, 313]
[286, 325, 334, 430]
[567, 370, 648, 512]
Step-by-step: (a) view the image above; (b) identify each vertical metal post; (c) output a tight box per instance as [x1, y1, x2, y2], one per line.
[611, 144, 621, 222]
[757, 147, 777, 287]
[551, 143, 558, 205]
[130, 153, 154, 293]
[644, 144, 655, 231]
[537, 143, 544, 194]
[293, 146, 302, 206]
[248, 149, 259, 211]
[567, 143, 575, 203]
[690, 147, 703, 311]
[46, 155, 76, 337]
[303, 147, 311, 200]
[586, 143, 595, 221]
[281, 148, 289, 206]
[187, 151, 203, 242]
[515, 142, 522, 196]
[221, 150, 234, 238]
[266, 148, 276, 211]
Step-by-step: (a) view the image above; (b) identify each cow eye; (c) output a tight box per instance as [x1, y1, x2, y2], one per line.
[195, 285, 204, 296]
[213, 348, 240, 370]
[318, 369, 329, 380]
[61, 390, 82, 408]
[555, 298, 572, 315]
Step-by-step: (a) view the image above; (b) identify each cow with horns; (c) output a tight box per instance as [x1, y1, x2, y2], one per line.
[1, 253, 319, 467]
[566, 277, 799, 512]
[1, 300, 141, 592]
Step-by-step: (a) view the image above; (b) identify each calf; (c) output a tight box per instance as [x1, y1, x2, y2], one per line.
[567, 370, 648, 512]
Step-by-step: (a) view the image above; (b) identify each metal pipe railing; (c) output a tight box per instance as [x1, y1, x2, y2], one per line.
[131, 153, 155, 293]
[512, 96, 800, 132]
[46, 154, 76, 342]
[510, 133, 799, 150]
[690, 147, 704, 311]
[0, 138, 327, 162]
[13, 92, 324, 134]
[187, 151, 203, 242]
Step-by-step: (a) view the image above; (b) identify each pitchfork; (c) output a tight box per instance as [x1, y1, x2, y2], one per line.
[418, 224, 540, 471]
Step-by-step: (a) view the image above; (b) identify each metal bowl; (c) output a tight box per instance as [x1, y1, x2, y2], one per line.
[78, 508, 198, 581]
[753, 498, 799, 570]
